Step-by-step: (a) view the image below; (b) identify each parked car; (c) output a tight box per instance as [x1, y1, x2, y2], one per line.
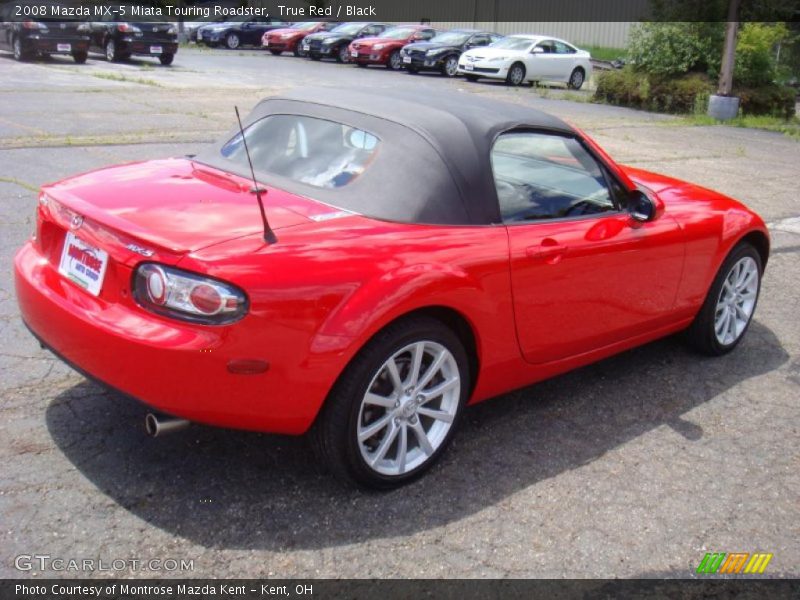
[181, 16, 225, 43]
[348, 25, 437, 70]
[302, 21, 390, 63]
[15, 88, 769, 489]
[197, 15, 288, 49]
[459, 34, 592, 88]
[87, 8, 178, 65]
[0, 3, 90, 63]
[400, 29, 502, 77]
[262, 21, 339, 56]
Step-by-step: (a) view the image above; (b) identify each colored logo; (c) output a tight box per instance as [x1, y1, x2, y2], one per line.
[696, 552, 773, 575]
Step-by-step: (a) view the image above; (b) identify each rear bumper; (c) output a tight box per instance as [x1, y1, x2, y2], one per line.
[24, 36, 89, 54]
[118, 40, 178, 56]
[14, 241, 317, 435]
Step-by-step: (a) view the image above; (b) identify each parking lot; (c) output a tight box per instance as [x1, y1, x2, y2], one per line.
[1, 47, 799, 578]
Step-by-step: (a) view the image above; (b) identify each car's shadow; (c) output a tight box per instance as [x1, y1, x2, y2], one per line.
[46, 321, 788, 550]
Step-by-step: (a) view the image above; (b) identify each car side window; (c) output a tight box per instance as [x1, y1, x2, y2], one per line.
[471, 34, 489, 46]
[554, 41, 576, 54]
[491, 132, 619, 223]
[419, 29, 436, 40]
[535, 40, 556, 54]
[363, 25, 383, 36]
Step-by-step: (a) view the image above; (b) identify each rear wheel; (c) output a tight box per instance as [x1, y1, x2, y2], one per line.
[568, 67, 585, 90]
[686, 242, 762, 355]
[159, 53, 174, 66]
[72, 50, 88, 64]
[311, 316, 469, 489]
[506, 62, 526, 86]
[442, 55, 459, 77]
[225, 33, 240, 50]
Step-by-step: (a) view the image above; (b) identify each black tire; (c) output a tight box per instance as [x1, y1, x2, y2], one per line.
[159, 53, 174, 66]
[465, 74, 479, 82]
[311, 316, 470, 489]
[225, 33, 240, 50]
[72, 51, 88, 64]
[387, 49, 402, 70]
[441, 55, 459, 77]
[105, 39, 120, 62]
[685, 242, 762, 356]
[568, 67, 585, 90]
[506, 62, 526, 86]
[336, 44, 348, 63]
[269, 49, 281, 56]
[12, 36, 29, 61]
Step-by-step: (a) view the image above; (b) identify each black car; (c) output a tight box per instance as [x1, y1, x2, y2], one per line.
[301, 22, 390, 63]
[196, 16, 288, 49]
[0, 3, 90, 63]
[87, 8, 178, 65]
[400, 29, 502, 77]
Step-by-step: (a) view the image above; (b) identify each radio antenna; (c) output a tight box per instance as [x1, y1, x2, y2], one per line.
[235, 106, 276, 245]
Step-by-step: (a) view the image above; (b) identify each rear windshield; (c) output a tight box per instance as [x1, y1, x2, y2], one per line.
[219, 115, 380, 189]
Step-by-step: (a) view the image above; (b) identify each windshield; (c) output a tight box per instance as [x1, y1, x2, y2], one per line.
[218, 115, 380, 190]
[330, 22, 362, 35]
[430, 32, 471, 45]
[294, 21, 320, 30]
[490, 37, 535, 51]
[379, 27, 417, 39]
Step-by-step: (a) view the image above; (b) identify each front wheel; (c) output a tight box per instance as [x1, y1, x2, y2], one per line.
[311, 316, 469, 489]
[506, 62, 526, 86]
[336, 44, 349, 63]
[568, 67, 585, 90]
[225, 33, 240, 50]
[159, 53, 174, 66]
[686, 242, 762, 355]
[105, 39, 121, 62]
[13, 36, 29, 61]
[442, 55, 459, 77]
[387, 50, 402, 70]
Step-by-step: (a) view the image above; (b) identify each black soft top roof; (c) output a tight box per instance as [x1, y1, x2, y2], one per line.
[197, 87, 576, 226]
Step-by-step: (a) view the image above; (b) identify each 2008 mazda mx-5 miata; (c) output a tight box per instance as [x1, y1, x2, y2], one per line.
[15, 88, 769, 488]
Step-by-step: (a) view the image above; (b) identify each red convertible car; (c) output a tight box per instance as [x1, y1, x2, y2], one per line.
[15, 89, 768, 489]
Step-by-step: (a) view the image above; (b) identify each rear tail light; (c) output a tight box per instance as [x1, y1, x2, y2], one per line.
[133, 263, 248, 325]
[22, 20, 48, 31]
[117, 23, 141, 34]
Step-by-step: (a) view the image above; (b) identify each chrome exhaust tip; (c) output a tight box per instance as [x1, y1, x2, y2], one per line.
[145, 413, 190, 437]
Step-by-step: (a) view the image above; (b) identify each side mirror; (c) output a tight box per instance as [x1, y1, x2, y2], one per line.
[628, 190, 662, 222]
[532, 46, 545, 54]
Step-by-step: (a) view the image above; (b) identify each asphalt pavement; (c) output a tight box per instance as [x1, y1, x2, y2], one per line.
[0, 47, 798, 579]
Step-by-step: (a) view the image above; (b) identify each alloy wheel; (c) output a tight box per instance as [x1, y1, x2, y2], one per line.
[569, 69, 584, 89]
[13, 37, 22, 61]
[444, 56, 458, 77]
[226, 33, 239, 49]
[105, 40, 115, 61]
[388, 51, 401, 70]
[714, 256, 759, 345]
[338, 45, 348, 63]
[508, 64, 525, 86]
[356, 340, 461, 476]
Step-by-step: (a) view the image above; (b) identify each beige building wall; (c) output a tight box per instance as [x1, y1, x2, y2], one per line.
[429, 21, 633, 48]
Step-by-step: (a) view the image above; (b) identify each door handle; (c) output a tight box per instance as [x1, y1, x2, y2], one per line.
[526, 239, 568, 263]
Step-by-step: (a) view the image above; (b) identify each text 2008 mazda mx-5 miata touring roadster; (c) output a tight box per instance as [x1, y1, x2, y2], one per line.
[15, 89, 769, 488]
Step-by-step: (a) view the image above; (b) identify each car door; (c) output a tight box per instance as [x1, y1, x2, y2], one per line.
[240, 17, 265, 44]
[524, 39, 561, 80]
[493, 130, 685, 364]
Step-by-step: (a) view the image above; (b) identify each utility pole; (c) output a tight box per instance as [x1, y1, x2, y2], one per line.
[708, 0, 741, 119]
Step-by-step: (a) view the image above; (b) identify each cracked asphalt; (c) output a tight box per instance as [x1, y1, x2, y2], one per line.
[0, 48, 798, 579]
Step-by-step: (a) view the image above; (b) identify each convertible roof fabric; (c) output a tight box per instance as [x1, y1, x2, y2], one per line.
[196, 87, 576, 225]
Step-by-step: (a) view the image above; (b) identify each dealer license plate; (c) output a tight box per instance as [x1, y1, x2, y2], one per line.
[402, 56, 411, 63]
[56, 43, 71, 52]
[58, 232, 108, 297]
[150, 45, 163, 54]
[464, 63, 473, 71]
[303, 44, 309, 51]
[351, 50, 358, 57]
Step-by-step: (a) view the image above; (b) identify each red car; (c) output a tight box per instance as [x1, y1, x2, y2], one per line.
[15, 89, 769, 489]
[349, 25, 437, 70]
[262, 21, 338, 56]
